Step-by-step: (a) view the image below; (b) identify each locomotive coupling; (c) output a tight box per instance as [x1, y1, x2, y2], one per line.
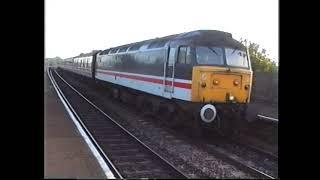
[200, 104, 217, 123]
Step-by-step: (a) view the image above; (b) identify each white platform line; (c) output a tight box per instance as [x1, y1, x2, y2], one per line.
[47, 68, 116, 179]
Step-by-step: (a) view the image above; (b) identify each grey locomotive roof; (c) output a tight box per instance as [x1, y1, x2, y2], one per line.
[101, 30, 246, 53]
[74, 50, 101, 58]
[169, 30, 245, 49]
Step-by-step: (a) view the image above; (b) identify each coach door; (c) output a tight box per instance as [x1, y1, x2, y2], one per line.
[163, 47, 176, 98]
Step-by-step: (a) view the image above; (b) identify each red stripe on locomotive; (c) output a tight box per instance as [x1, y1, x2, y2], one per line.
[97, 70, 191, 89]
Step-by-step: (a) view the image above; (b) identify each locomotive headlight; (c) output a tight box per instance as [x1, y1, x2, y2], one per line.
[229, 95, 235, 101]
[213, 79, 219, 85]
[233, 80, 239, 86]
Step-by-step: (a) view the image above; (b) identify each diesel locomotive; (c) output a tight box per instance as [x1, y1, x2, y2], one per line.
[59, 30, 253, 134]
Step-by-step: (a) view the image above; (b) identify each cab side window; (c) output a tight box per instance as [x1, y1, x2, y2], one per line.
[178, 46, 191, 64]
[168, 48, 176, 66]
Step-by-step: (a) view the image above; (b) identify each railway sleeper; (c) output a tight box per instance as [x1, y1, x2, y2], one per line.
[118, 162, 162, 171]
[115, 160, 153, 166]
[106, 148, 140, 153]
[98, 138, 135, 144]
[122, 169, 164, 176]
[109, 154, 150, 161]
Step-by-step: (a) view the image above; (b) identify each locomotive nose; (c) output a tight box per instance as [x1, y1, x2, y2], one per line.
[200, 104, 217, 123]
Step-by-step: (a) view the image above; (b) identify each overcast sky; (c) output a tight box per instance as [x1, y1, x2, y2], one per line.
[45, 0, 278, 62]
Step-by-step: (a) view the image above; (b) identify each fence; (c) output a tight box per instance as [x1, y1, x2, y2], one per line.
[251, 72, 278, 104]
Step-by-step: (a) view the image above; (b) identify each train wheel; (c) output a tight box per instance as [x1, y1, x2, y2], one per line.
[189, 112, 203, 137]
[214, 114, 230, 136]
[136, 95, 145, 112]
[142, 99, 153, 113]
[153, 101, 161, 114]
[112, 88, 120, 99]
[233, 107, 249, 134]
[156, 103, 174, 128]
[157, 105, 169, 126]
[119, 90, 129, 104]
[134, 97, 151, 117]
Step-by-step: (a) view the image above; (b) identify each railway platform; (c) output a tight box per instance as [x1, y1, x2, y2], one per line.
[44, 73, 105, 178]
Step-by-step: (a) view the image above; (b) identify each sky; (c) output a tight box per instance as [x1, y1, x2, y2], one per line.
[45, 0, 278, 62]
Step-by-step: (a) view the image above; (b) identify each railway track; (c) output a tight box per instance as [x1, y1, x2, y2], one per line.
[128, 116, 278, 179]
[243, 117, 278, 155]
[205, 144, 276, 179]
[48, 67, 188, 179]
[230, 134, 278, 161]
[202, 132, 278, 179]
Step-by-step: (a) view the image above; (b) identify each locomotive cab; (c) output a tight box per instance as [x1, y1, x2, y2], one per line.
[190, 46, 252, 104]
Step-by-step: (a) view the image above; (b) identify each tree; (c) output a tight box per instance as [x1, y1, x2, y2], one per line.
[242, 40, 278, 73]
[45, 56, 63, 66]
